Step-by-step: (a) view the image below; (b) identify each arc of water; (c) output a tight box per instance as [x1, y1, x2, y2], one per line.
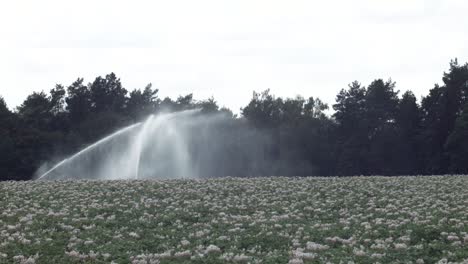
[132, 110, 200, 179]
[37, 108, 203, 181]
[37, 122, 142, 180]
[133, 115, 154, 179]
[172, 125, 192, 179]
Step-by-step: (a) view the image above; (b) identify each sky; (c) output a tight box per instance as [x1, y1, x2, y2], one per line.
[0, 0, 467, 113]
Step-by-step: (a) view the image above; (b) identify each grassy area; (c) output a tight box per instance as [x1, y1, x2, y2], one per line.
[1, 176, 468, 263]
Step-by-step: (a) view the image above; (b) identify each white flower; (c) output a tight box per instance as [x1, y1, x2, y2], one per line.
[353, 247, 366, 256]
[306, 242, 329, 251]
[206, 245, 221, 254]
[129, 232, 140, 238]
[174, 250, 191, 258]
[288, 258, 304, 264]
[66, 250, 80, 258]
[371, 253, 385, 259]
[88, 251, 98, 259]
[437, 258, 448, 264]
[233, 254, 250, 262]
[394, 243, 407, 250]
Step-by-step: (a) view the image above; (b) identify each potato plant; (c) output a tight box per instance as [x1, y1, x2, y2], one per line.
[1, 176, 468, 263]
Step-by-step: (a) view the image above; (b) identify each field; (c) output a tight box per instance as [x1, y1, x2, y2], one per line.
[1, 176, 468, 264]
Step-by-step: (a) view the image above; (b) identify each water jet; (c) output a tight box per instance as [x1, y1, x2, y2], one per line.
[36, 109, 201, 180]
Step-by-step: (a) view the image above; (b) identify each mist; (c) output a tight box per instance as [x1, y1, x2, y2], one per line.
[35, 109, 307, 180]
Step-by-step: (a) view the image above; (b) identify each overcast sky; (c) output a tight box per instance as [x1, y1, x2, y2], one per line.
[0, 0, 467, 113]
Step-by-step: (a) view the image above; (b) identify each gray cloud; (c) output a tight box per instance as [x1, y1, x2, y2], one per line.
[0, 0, 467, 113]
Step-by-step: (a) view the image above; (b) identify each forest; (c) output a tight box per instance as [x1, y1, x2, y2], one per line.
[1, 59, 468, 181]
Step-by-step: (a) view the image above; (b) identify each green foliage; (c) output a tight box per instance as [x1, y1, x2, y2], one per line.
[242, 89, 283, 128]
[394, 91, 423, 174]
[446, 102, 468, 173]
[2, 58, 468, 180]
[127, 83, 159, 120]
[89, 73, 128, 114]
[242, 90, 333, 176]
[420, 60, 468, 174]
[2, 176, 468, 262]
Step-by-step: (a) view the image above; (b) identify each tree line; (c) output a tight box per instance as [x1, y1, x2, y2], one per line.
[1, 59, 468, 180]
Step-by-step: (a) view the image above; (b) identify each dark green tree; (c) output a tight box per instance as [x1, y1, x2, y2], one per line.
[394, 91, 422, 174]
[89, 73, 128, 114]
[445, 102, 468, 173]
[66, 78, 92, 124]
[0, 97, 21, 180]
[333, 81, 366, 133]
[420, 60, 468, 173]
[15, 91, 67, 179]
[364, 79, 400, 175]
[197, 97, 220, 114]
[176, 94, 195, 110]
[364, 79, 399, 132]
[333, 81, 368, 175]
[127, 83, 159, 120]
[243, 90, 333, 176]
[16, 91, 53, 131]
[304, 97, 328, 119]
[242, 89, 282, 128]
[3, 59, 468, 181]
[160, 94, 197, 112]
